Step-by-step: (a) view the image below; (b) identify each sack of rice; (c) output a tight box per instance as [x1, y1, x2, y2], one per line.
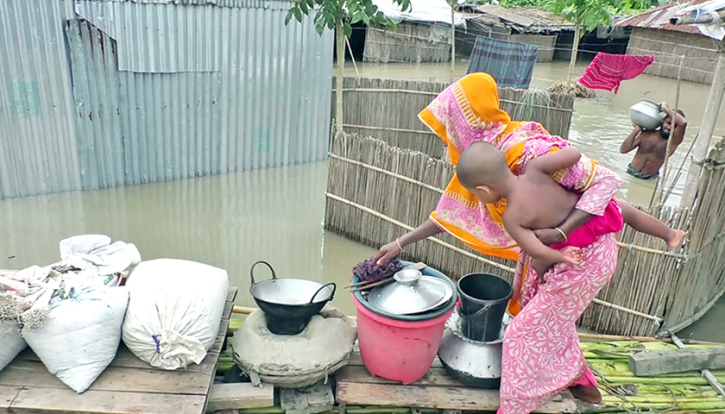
[23, 287, 129, 393]
[122, 259, 229, 370]
[0, 321, 26, 372]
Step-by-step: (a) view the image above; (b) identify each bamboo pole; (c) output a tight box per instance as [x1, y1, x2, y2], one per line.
[335, 21, 345, 133]
[681, 46, 725, 208]
[450, 1, 455, 82]
[566, 22, 582, 84]
[653, 55, 684, 207]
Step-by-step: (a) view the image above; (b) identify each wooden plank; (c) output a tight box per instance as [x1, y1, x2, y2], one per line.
[337, 366, 464, 387]
[9, 387, 205, 414]
[336, 383, 579, 414]
[629, 348, 725, 376]
[15, 346, 213, 373]
[0, 385, 21, 412]
[280, 382, 334, 414]
[201, 287, 237, 414]
[0, 360, 213, 395]
[347, 353, 442, 369]
[207, 383, 274, 412]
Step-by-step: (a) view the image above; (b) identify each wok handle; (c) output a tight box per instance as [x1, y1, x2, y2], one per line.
[250, 261, 277, 286]
[310, 282, 336, 304]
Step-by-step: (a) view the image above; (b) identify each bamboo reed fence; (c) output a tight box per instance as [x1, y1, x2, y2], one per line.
[333, 77, 574, 159]
[363, 24, 452, 64]
[325, 132, 725, 337]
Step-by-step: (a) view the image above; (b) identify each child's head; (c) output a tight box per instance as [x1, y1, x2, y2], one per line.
[457, 142, 512, 204]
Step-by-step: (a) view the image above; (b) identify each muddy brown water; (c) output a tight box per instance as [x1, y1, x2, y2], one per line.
[1, 61, 723, 342]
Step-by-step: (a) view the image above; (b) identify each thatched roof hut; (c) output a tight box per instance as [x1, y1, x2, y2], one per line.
[617, 0, 724, 84]
[456, 5, 574, 62]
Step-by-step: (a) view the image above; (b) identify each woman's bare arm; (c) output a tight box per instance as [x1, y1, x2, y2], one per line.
[376, 219, 443, 265]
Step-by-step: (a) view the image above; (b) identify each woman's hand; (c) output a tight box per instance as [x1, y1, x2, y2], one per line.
[533, 228, 565, 246]
[375, 241, 401, 266]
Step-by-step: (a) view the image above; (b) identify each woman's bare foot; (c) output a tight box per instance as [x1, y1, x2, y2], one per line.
[667, 229, 687, 248]
[569, 385, 602, 404]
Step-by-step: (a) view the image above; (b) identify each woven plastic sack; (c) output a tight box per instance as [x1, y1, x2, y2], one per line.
[232, 305, 356, 388]
[23, 287, 129, 393]
[122, 259, 229, 370]
[0, 321, 26, 372]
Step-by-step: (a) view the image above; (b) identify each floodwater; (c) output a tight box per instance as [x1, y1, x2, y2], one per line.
[1, 60, 724, 342]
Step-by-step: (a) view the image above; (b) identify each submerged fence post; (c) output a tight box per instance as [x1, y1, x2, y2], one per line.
[450, 2, 456, 82]
[681, 46, 725, 208]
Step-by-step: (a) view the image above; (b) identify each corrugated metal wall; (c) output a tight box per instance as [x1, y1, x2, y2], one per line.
[0, 0, 333, 199]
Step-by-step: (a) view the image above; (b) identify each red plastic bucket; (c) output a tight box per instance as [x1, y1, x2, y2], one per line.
[353, 294, 454, 384]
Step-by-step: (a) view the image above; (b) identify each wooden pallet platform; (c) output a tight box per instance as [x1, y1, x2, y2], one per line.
[336, 352, 581, 413]
[0, 287, 238, 414]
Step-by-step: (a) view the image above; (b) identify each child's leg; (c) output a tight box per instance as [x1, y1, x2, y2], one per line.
[619, 202, 686, 248]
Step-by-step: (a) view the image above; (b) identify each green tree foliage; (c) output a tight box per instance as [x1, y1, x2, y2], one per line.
[285, 0, 411, 37]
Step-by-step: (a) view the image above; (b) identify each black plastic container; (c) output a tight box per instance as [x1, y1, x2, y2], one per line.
[457, 273, 512, 342]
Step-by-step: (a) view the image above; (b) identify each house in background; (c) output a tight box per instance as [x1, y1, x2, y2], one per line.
[344, 0, 463, 63]
[455, 5, 630, 64]
[457, 5, 574, 62]
[617, 0, 722, 84]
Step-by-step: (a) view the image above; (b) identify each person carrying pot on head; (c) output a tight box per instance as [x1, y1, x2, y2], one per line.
[374, 73, 683, 414]
[620, 102, 688, 180]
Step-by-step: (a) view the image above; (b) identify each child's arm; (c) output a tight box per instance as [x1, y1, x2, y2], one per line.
[527, 147, 582, 175]
[503, 214, 577, 265]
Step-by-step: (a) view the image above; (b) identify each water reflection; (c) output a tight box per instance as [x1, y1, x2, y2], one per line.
[0, 162, 375, 315]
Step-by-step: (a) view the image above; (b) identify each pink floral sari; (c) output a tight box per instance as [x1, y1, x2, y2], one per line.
[419, 73, 622, 414]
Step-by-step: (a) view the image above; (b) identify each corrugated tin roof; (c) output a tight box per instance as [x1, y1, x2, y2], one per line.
[616, 0, 712, 35]
[463, 4, 574, 33]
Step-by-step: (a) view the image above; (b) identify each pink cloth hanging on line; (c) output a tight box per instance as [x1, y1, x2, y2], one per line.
[578, 53, 655, 93]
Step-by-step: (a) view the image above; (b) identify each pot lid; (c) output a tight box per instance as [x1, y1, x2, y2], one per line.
[367, 269, 453, 315]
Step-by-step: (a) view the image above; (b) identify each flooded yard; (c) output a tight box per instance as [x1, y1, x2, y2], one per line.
[1, 60, 724, 342]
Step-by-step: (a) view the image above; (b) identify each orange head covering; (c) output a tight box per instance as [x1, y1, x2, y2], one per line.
[418, 73, 524, 260]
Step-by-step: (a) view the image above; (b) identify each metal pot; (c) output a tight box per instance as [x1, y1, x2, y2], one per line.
[352, 261, 458, 322]
[438, 311, 503, 389]
[629, 100, 666, 130]
[367, 269, 453, 315]
[249, 261, 336, 335]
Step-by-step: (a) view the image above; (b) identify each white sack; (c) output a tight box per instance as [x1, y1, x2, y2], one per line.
[122, 259, 229, 370]
[0, 321, 26, 372]
[59, 235, 141, 287]
[23, 287, 129, 393]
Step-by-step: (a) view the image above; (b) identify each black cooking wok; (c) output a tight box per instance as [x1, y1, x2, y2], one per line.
[250, 261, 336, 335]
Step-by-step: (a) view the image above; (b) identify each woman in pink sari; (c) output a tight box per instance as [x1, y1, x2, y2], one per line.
[376, 73, 620, 413]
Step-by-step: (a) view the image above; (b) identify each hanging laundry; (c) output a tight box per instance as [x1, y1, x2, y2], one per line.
[578, 52, 655, 93]
[467, 37, 538, 89]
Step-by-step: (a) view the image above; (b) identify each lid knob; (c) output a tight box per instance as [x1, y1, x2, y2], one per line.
[394, 269, 422, 286]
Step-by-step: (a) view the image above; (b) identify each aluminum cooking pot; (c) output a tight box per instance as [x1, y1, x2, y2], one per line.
[438, 311, 503, 389]
[249, 261, 336, 335]
[629, 100, 666, 130]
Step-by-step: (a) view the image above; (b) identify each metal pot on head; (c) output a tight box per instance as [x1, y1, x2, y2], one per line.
[629, 100, 666, 130]
[249, 261, 336, 335]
